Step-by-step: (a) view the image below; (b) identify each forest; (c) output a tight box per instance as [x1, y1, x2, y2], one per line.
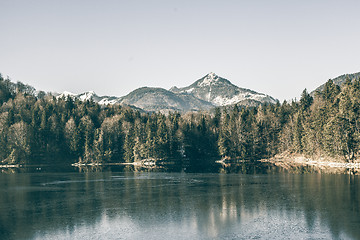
[1, 73, 360, 168]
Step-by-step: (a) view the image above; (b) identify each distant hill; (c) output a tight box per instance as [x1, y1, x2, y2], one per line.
[312, 72, 360, 94]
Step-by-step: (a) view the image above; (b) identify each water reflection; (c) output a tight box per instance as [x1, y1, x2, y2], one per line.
[0, 172, 359, 239]
[218, 160, 360, 175]
[2, 158, 358, 175]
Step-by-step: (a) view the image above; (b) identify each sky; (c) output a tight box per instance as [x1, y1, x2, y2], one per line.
[1, 0, 360, 102]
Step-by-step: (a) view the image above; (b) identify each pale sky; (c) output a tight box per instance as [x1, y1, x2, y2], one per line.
[1, 0, 360, 101]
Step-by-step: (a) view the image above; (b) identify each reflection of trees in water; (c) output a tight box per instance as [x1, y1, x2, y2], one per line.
[219, 160, 360, 175]
[0, 173, 359, 239]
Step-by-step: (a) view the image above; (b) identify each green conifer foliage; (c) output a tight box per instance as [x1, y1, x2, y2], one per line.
[1, 72, 360, 165]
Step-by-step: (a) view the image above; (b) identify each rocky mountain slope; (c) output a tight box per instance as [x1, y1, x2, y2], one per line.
[57, 72, 278, 112]
[119, 87, 214, 112]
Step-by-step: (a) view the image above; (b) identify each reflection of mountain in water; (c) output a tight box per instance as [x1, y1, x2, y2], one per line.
[0, 172, 359, 239]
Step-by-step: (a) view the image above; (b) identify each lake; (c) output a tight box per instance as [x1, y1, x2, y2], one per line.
[0, 167, 359, 239]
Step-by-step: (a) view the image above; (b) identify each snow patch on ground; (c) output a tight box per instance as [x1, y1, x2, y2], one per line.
[185, 88, 194, 93]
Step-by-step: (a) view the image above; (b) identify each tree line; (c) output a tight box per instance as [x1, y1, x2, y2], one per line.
[1, 73, 360, 167]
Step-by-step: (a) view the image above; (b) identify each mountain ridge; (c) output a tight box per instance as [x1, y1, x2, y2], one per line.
[56, 72, 278, 112]
[312, 72, 360, 95]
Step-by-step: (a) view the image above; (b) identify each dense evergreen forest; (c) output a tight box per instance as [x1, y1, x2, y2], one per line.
[1, 73, 360, 167]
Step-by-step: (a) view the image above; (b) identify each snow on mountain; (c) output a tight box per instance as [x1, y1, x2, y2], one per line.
[98, 98, 120, 105]
[198, 72, 220, 87]
[56, 91, 77, 99]
[170, 73, 277, 107]
[78, 91, 96, 101]
[56, 91, 121, 105]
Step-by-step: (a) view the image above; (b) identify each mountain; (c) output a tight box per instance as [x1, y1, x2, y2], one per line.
[56, 91, 121, 105]
[57, 72, 277, 112]
[170, 72, 277, 106]
[312, 72, 360, 94]
[118, 87, 213, 112]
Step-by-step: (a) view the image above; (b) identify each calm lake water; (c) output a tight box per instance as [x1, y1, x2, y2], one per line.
[0, 167, 359, 239]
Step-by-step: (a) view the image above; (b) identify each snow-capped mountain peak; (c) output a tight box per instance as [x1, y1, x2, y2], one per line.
[57, 91, 77, 98]
[198, 72, 220, 87]
[78, 91, 96, 101]
[170, 73, 277, 107]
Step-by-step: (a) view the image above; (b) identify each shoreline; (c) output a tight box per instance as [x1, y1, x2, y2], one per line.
[2, 155, 360, 173]
[262, 154, 360, 174]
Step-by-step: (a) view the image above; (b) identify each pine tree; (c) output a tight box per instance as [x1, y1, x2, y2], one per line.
[300, 89, 313, 112]
[123, 124, 135, 163]
[65, 118, 81, 158]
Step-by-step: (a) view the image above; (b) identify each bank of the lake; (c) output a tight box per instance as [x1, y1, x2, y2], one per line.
[264, 153, 360, 175]
[3, 154, 360, 175]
